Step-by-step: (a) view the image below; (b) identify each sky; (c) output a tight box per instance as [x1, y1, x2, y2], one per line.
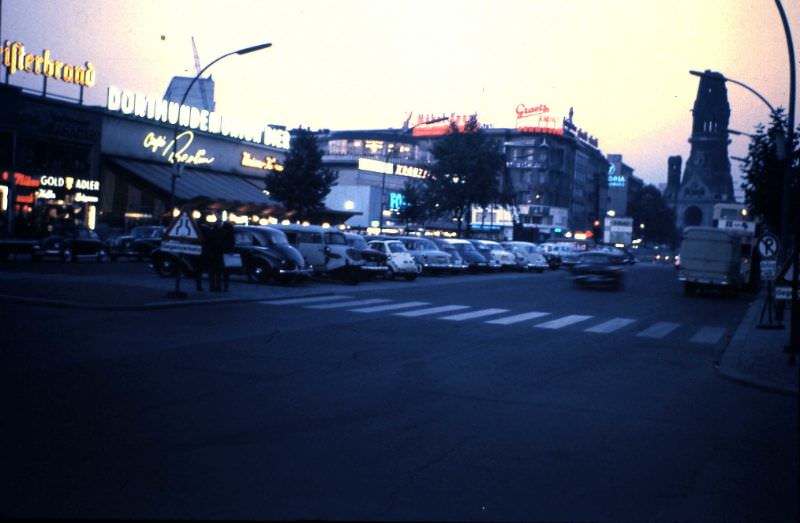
[2, 0, 798, 193]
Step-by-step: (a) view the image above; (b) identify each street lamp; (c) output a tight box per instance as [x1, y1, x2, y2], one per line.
[377, 116, 448, 232]
[169, 42, 272, 216]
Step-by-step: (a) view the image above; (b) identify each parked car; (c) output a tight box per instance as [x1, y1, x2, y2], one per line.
[33, 226, 108, 263]
[344, 232, 389, 280]
[151, 225, 310, 284]
[442, 238, 490, 273]
[275, 224, 363, 284]
[430, 238, 469, 273]
[501, 241, 550, 272]
[540, 241, 584, 268]
[0, 234, 40, 261]
[108, 225, 164, 261]
[367, 239, 419, 281]
[396, 236, 452, 274]
[469, 239, 516, 270]
[570, 251, 627, 289]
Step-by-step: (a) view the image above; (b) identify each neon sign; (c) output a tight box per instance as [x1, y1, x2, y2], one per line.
[515, 103, 563, 135]
[2, 40, 96, 88]
[241, 151, 284, 171]
[107, 86, 291, 149]
[358, 158, 428, 179]
[410, 114, 477, 137]
[389, 192, 405, 210]
[142, 130, 215, 166]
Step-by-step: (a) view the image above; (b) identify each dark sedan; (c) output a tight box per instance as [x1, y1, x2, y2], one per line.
[33, 226, 108, 263]
[569, 252, 627, 289]
[344, 232, 389, 280]
[151, 225, 310, 284]
[108, 226, 164, 261]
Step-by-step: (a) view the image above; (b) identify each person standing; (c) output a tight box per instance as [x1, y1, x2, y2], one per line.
[220, 221, 236, 292]
[207, 222, 224, 292]
[196, 222, 212, 291]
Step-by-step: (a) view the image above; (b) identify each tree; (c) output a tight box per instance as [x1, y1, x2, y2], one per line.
[397, 179, 437, 232]
[264, 127, 338, 221]
[426, 116, 506, 236]
[627, 184, 678, 246]
[740, 108, 799, 237]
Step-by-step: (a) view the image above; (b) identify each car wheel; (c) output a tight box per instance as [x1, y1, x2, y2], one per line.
[404, 273, 417, 282]
[62, 247, 75, 263]
[154, 255, 177, 277]
[247, 260, 272, 284]
[96, 248, 107, 263]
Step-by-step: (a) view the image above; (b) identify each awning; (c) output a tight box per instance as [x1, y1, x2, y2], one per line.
[107, 157, 272, 206]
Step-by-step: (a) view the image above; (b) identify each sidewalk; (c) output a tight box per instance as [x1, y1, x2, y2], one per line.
[716, 292, 799, 396]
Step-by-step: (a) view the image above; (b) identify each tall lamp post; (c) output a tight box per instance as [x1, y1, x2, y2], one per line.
[377, 116, 448, 232]
[168, 42, 272, 216]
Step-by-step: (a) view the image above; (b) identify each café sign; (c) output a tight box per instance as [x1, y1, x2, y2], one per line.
[107, 86, 291, 149]
[241, 151, 284, 171]
[142, 130, 215, 166]
[2, 39, 95, 88]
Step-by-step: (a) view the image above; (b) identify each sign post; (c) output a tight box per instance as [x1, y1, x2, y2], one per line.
[756, 233, 782, 329]
[162, 210, 203, 299]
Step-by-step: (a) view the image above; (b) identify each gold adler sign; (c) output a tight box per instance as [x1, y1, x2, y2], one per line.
[2, 40, 96, 88]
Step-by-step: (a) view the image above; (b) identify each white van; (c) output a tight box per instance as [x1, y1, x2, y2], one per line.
[274, 224, 364, 283]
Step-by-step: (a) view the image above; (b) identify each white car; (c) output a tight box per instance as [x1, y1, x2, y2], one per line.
[469, 239, 517, 270]
[501, 241, 550, 272]
[368, 240, 419, 281]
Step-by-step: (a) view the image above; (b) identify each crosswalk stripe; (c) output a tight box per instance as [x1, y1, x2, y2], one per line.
[690, 327, 726, 344]
[636, 322, 680, 338]
[306, 298, 391, 309]
[486, 311, 551, 325]
[439, 308, 509, 321]
[534, 314, 593, 329]
[394, 305, 471, 317]
[350, 301, 430, 313]
[585, 317, 637, 334]
[260, 295, 352, 305]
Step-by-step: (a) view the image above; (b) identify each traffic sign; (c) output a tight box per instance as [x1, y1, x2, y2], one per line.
[760, 260, 777, 280]
[776, 286, 795, 301]
[756, 233, 779, 259]
[161, 240, 202, 256]
[164, 211, 202, 242]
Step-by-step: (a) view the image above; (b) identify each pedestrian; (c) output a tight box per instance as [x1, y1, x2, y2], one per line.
[220, 221, 236, 292]
[196, 222, 212, 291]
[207, 221, 224, 292]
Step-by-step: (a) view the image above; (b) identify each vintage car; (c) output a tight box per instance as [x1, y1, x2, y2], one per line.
[592, 244, 637, 265]
[430, 238, 469, 273]
[442, 238, 490, 273]
[468, 239, 516, 270]
[33, 226, 108, 263]
[540, 241, 585, 268]
[344, 232, 389, 280]
[396, 236, 452, 274]
[501, 241, 550, 272]
[108, 225, 164, 261]
[274, 224, 363, 284]
[367, 239, 419, 281]
[570, 251, 627, 289]
[151, 225, 310, 284]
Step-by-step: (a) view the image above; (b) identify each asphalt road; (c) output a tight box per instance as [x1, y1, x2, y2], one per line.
[2, 265, 797, 521]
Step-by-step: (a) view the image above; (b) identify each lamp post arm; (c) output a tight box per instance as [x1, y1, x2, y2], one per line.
[179, 50, 237, 108]
[725, 77, 776, 114]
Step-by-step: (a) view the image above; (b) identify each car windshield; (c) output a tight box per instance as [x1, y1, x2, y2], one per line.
[255, 227, 289, 246]
[386, 241, 408, 253]
[347, 235, 369, 249]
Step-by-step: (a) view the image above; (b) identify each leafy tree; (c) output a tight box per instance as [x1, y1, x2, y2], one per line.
[627, 184, 678, 246]
[740, 108, 799, 237]
[264, 127, 338, 221]
[426, 116, 505, 236]
[397, 179, 438, 231]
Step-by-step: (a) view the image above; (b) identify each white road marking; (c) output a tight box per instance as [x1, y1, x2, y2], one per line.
[636, 322, 681, 339]
[394, 305, 471, 317]
[439, 308, 509, 321]
[534, 314, 593, 329]
[306, 298, 391, 309]
[585, 317, 637, 334]
[260, 295, 352, 305]
[350, 301, 430, 313]
[690, 327, 726, 344]
[486, 311, 551, 325]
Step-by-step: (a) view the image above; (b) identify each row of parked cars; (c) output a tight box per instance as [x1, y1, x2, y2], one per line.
[2, 223, 637, 289]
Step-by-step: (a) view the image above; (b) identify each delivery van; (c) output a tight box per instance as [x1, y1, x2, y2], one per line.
[678, 226, 753, 296]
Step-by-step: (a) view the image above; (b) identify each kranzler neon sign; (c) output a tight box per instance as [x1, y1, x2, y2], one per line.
[1, 40, 96, 88]
[142, 130, 215, 166]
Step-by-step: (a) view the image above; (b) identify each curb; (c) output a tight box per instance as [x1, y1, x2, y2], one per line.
[715, 294, 798, 396]
[0, 291, 335, 312]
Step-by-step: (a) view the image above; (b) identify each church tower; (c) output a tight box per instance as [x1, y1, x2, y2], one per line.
[673, 70, 735, 230]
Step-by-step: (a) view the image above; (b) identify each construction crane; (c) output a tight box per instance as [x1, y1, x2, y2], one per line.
[191, 36, 213, 111]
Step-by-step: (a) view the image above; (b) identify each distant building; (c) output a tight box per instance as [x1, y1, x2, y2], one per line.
[163, 76, 215, 112]
[606, 154, 642, 217]
[666, 70, 736, 230]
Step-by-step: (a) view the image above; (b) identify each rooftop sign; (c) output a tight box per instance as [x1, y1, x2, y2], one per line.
[2, 40, 96, 88]
[106, 86, 291, 150]
[515, 103, 563, 135]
